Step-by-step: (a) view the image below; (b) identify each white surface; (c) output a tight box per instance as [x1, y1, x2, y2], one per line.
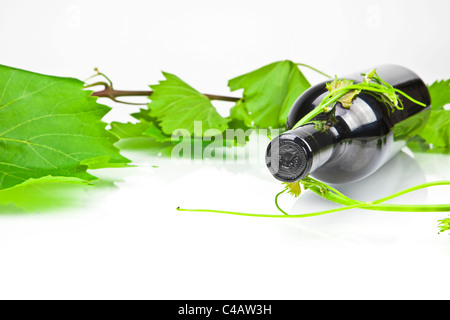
[0, 0, 450, 300]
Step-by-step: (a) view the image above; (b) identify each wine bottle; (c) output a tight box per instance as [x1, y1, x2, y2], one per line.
[265, 64, 431, 184]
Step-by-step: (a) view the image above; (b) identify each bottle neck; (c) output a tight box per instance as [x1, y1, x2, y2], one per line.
[265, 124, 339, 182]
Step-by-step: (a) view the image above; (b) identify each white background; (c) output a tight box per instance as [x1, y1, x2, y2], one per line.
[0, 0, 449, 299]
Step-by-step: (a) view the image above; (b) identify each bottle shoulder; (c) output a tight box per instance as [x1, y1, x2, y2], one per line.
[286, 81, 329, 130]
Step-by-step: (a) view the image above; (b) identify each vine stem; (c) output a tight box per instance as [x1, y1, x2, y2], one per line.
[177, 180, 450, 218]
[296, 63, 331, 78]
[306, 181, 450, 212]
[88, 63, 330, 105]
[176, 202, 367, 218]
[90, 84, 240, 103]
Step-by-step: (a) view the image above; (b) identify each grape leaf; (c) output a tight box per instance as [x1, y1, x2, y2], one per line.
[0, 176, 89, 211]
[283, 181, 301, 197]
[407, 80, 450, 151]
[438, 216, 450, 234]
[405, 135, 430, 153]
[227, 99, 253, 130]
[228, 60, 311, 128]
[407, 80, 450, 152]
[143, 123, 173, 142]
[417, 110, 450, 149]
[428, 80, 450, 110]
[0, 65, 130, 190]
[142, 72, 229, 137]
[111, 120, 156, 139]
[325, 78, 360, 108]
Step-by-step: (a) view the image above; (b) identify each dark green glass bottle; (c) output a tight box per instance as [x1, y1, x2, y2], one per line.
[265, 64, 431, 184]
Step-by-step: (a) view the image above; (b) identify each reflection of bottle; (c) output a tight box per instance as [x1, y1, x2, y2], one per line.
[265, 64, 431, 184]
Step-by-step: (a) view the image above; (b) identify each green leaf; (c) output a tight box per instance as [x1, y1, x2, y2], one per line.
[0, 65, 130, 190]
[405, 135, 430, 153]
[111, 117, 173, 143]
[428, 80, 450, 110]
[142, 72, 229, 137]
[227, 99, 253, 129]
[325, 78, 360, 108]
[438, 216, 450, 234]
[0, 175, 119, 212]
[406, 79, 450, 153]
[283, 181, 301, 197]
[0, 176, 89, 211]
[142, 123, 172, 142]
[228, 60, 310, 128]
[417, 109, 450, 149]
[110, 120, 154, 139]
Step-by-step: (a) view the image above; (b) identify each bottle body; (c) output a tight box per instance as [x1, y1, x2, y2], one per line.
[266, 64, 431, 184]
